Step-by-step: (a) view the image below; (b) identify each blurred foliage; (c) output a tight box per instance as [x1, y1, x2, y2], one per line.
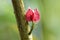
[0, 0, 20, 40]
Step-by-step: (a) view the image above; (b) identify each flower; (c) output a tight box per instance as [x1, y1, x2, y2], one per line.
[25, 8, 40, 22]
[32, 9, 40, 22]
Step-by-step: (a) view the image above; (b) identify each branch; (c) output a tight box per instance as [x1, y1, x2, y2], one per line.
[12, 0, 29, 40]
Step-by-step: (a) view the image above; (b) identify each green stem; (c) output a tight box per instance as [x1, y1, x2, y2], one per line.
[28, 22, 34, 35]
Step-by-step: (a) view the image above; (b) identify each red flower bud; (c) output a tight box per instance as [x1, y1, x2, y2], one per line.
[25, 8, 40, 22]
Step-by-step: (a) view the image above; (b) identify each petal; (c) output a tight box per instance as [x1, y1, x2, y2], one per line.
[33, 9, 40, 22]
[25, 8, 34, 21]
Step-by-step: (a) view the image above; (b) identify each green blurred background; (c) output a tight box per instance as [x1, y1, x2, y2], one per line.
[0, 0, 60, 40]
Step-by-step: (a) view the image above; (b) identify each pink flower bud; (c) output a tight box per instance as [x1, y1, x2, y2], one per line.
[25, 8, 40, 22]
[32, 9, 40, 22]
